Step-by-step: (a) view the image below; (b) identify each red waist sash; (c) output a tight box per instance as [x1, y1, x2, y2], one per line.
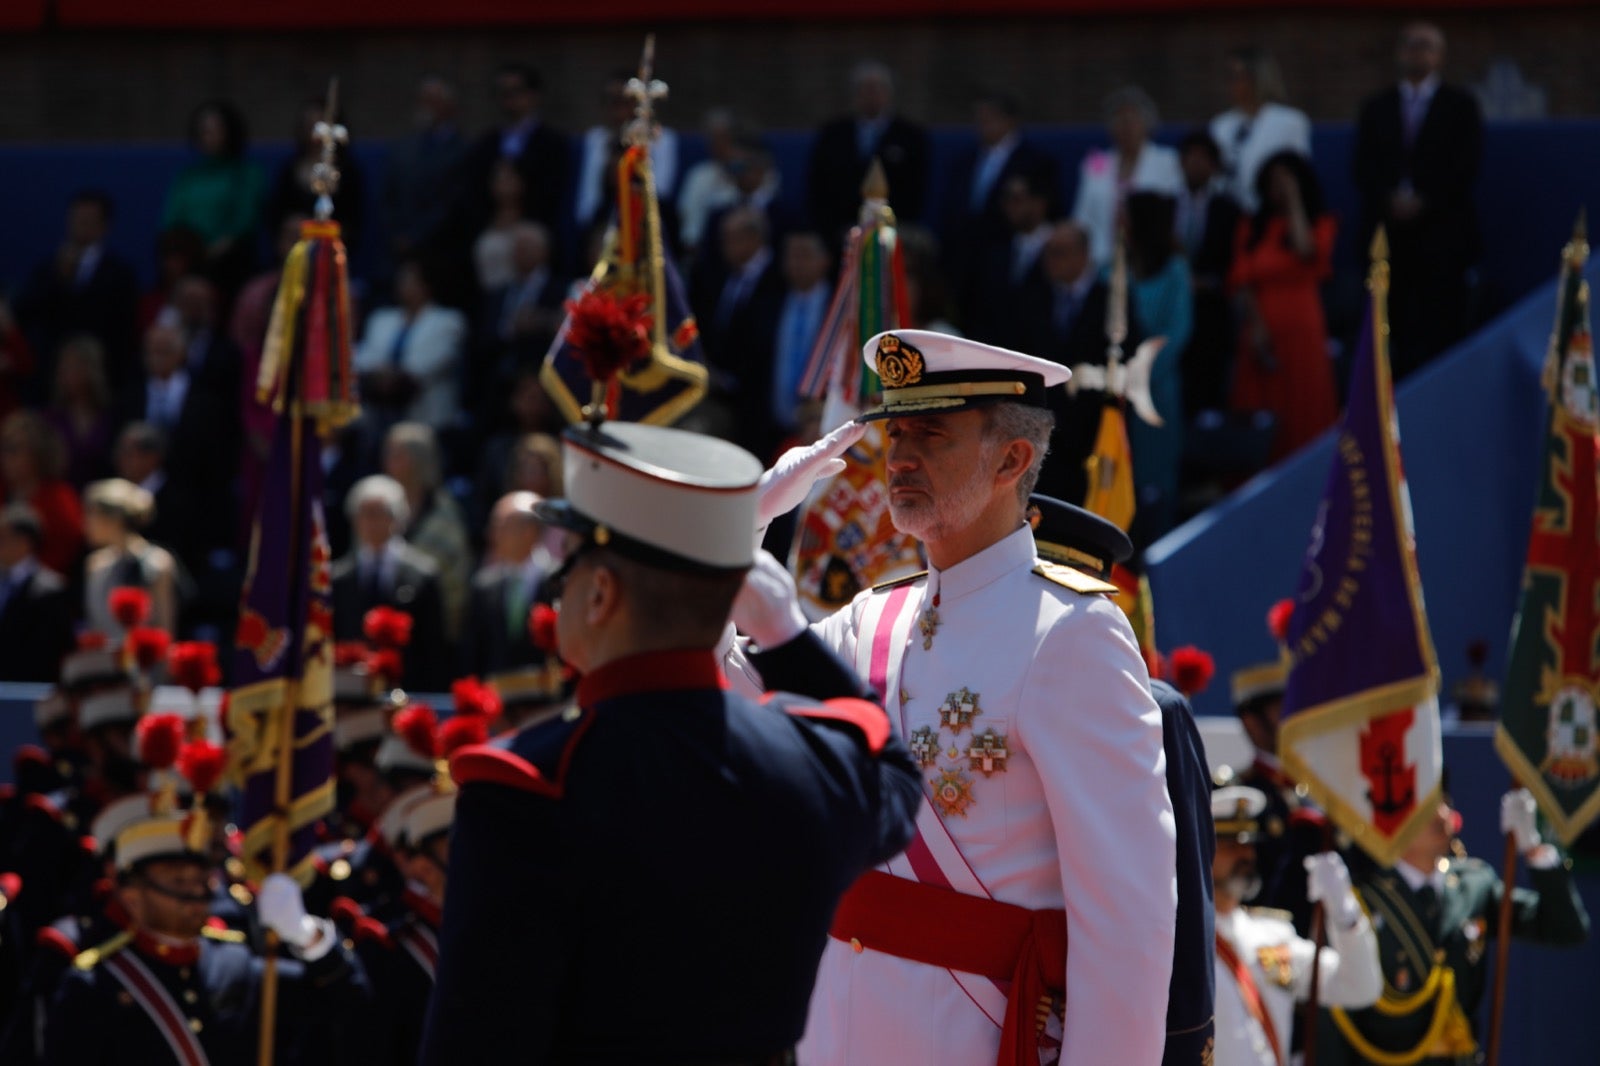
[829, 869, 1067, 1066]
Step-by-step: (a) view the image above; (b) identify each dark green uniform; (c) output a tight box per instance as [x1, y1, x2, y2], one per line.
[1318, 854, 1589, 1065]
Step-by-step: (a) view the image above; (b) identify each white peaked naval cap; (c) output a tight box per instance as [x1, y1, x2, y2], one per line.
[537, 422, 762, 572]
[859, 329, 1070, 421]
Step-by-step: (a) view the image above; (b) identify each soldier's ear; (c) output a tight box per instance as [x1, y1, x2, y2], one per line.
[993, 437, 1034, 489]
[585, 564, 621, 626]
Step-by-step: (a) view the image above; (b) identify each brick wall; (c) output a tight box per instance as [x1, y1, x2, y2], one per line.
[0, 9, 1593, 142]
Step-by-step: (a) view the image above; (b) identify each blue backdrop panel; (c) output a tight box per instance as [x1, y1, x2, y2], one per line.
[1147, 257, 1599, 720]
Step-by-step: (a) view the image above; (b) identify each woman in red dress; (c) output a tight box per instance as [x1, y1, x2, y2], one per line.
[1229, 150, 1339, 461]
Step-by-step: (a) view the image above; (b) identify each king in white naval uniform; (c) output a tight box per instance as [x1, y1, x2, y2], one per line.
[734, 330, 1178, 1066]
[1210, 784, 1381, 1066]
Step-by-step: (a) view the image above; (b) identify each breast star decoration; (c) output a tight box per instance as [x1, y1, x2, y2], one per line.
[966, 729, 1010, 777]
[937, 687, 981, 734]
[930, 767, 976, 818]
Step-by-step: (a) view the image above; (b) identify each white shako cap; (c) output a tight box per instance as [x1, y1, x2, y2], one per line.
[115, 813, 205, 872]
[536, 422, 762, 572]
[403, 791, 456, 849]
[858, 329, 1070, 422]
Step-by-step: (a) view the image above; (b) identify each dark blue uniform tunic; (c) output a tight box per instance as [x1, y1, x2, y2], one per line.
[421, 646, 921, 1065]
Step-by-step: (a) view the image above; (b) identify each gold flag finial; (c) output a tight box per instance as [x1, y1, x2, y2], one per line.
[1105, 233, 1128, 362]
[1564, 207, 1590, 270]
[861, 157, 889, 203]
[624, 34, 668, 149]
[1367, 225, 1390, 295]
[309, 78, 348, 221]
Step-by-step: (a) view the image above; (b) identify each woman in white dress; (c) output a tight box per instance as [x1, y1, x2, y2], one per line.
[1071, 86, 1183, 269]
[1209, 46, 1312, 212]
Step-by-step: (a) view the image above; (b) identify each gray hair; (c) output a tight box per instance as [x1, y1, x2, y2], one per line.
[851, 60, 893, 93]
[384, 421, 443, 492]
[346, 474, 411, 526]
[982, 403, 1055, 504]
[1104, 85, 1158, 128]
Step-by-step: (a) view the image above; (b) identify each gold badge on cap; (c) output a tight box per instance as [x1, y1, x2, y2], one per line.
[875, 334, 924, 388]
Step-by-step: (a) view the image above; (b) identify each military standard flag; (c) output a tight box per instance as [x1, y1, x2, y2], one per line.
[1495, 218, 1600, 844]
[1277, 232, 1443, 865]
[789, 161, 923, 619]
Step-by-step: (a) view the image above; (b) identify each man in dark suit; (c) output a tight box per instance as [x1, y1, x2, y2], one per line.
[460, 64, 570, 257]
[942, 92, 1060, 310]
[119, 322, 237, 563]
[15, 190, 140, 398]
[964, 166, 1057, 348]
[384, 75, 469, 268]
[1175, 130, 1242, 418]
[0, 505, 75, 683]
[112, 421, 208, 580]
[168, 274, 242, 407]
[331, 475, 449, 692]
[1353, 21, 1484, 380]
[463, 491, 553, 677]
[1022, 221, 1142, 507]
[695, 133, 799, 276]
[807, 61, 930, 247]
[690, 206, 787, 459]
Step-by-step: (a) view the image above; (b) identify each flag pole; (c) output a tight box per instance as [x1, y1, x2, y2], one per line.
[1485, 828, 1520, 1066]
[1300, 820, 1335, 1066]
[258, 78, 341, 1066]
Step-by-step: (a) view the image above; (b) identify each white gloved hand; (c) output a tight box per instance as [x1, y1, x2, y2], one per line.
[259, 872, 329, 956]
[1502, 788, 1542, 853]
[1304, 852, 1360, 928]
[755, 421, 866, 535]
[732, 550, 809, 650]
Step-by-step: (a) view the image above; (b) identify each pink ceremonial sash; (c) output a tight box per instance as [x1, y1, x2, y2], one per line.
[397, 923, 439, 982]
[103, 951, 211, 1066]
[859, 582, 1012, 1029]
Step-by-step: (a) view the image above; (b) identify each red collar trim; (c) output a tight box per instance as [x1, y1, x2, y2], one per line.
[133, 928, 200, 967]
[576, 649, 727, 707]
[402, 888, 442, 928]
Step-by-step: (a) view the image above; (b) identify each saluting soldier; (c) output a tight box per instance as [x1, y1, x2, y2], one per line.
[357, 790, 453, 1066]
[1209, 784, 1381, 1065]
[1319, 788, 1590, 1065]
[421, 418, 921, 1064]
[731, 332, 1176, 1065]
[41, 805, 372, 1064]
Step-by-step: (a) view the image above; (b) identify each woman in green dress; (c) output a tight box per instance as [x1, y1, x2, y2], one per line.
[162, 100, 264, 299]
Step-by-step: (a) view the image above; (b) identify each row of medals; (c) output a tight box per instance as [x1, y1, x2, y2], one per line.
[907, 685, 1010, 818]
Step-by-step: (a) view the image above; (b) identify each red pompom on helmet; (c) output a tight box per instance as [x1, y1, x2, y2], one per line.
[1167, 646, 1216, 698]
[124, 627, 172, 672]
[176, 739, 227, 796]
[166, 641, 221, 694]
[451, 677, 503, 723]
[1267, 598, 1295, 645]
[393, 704, 440, 761]
[363, 607, 414, 650]
[438, 714, 489, 757]
[528, 604, 559, 653]
[108, 587, 151, 629]
[135, 713, 187, 770]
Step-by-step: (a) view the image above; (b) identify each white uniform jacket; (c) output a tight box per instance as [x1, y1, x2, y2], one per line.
[797, 525, 1177, 1066]
[1212, 905, 1382, 1066]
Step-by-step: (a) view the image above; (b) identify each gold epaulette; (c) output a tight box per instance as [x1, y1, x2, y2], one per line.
[1245, 906, 1295, 925]
[872, 570, 927, 592]
[202, 926, 247, 944]
[1032, 561, 1117, 596]
[73, 929, 132, 971]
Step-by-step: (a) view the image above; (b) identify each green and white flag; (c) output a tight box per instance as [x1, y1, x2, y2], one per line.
[1495, 216, 1600, 845]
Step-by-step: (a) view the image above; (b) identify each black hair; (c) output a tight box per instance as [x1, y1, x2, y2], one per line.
[70, 188, 116, 222]
[1246, 150, 1325, 250]
[0, 506, 43, 549]
[1126, 192, 1177, 277]
[187, 99, 249, 159]
[1177, 129, 1221, 166]
[495, 63, 543, 95]
[973, 90, 1022, 120]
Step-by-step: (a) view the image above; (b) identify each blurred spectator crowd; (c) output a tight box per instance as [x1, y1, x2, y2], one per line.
[0, 22, 1484, 684]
